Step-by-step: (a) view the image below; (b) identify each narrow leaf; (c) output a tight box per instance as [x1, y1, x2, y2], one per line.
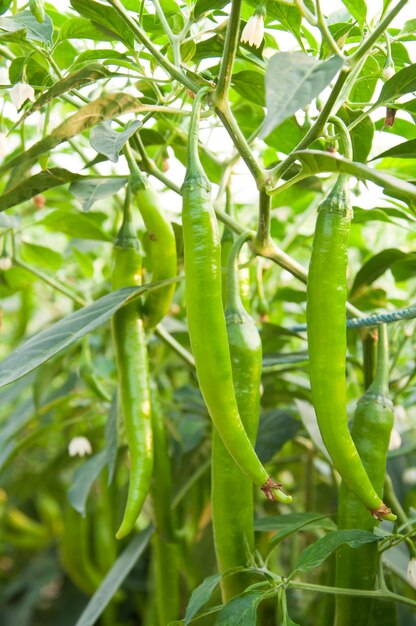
[371, 138, 416, 161]
[287, 150, 416, 206]
[351, 248, 407, 295]
[17, 63, 111, 126]
[0, 93, 146, 175]
[75, 527, 153, 626]
[0, 10, 53, 43]
[68, 450, 107, 516]
[0, 168, 83, 212]
[39, 209, 111, 241]
[375, 63, 416, 106]
[255, 512, 336, 534]
[0, 286, 145, 388]
[294, 529, 380, 573]
[184, 573, 222, 625]
[341, 0, 366, 26]
[262, 53, 343, 137]
[90, 120, 142, 163]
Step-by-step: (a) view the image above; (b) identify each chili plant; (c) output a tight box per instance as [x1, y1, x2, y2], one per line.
[0, 1, 415, 625]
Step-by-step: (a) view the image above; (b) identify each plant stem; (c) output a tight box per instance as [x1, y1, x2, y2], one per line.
[215, 103, 268, 188]
[13, 258, 87, 307]
[151, 0, 181, 67]
[288, 581, 416, 609]
[350, 0, 409, 65]
[255, 189, 272, 250]
[316, 0, 344, 58]
[270, 69, 350, 185]
[155, 324, 195, 368]
[106, 0, 198, 92]
[213, 0, 242, 108]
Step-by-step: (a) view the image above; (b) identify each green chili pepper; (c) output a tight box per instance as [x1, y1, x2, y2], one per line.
[335, 325, 394, 626]
[220, 188, 235, 307]
[306, 119, 395, 522]
[213, 231, 291, 601]
[59, 504, 103, 595]
[93, 473, 117, 573]
[150, 383, 179, 625]
[126, 149, 177, 329]
[112, 186, 153, 539]
[182, 88, 285, 501]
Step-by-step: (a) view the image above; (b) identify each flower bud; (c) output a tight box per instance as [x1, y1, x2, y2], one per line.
[382, 65, 395, 81]
[407, 558, 416, 589]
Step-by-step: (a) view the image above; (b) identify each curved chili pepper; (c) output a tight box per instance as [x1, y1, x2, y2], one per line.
[307, 176, 395, 521]
[307, 118, 395, 522]
[181, 88, 283, 500]
[335, 325, 394, 626]
[112, 186, 153, 539]
[126, 149, 177, 329]
[213, 231, 293, 601]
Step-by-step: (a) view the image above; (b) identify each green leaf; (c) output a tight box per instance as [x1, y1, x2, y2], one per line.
[90, 120, 142, 163]
[262, 53, 343, 137]
[20, 241, 63, 271]
[255, 410, 300, 463]
[0, 93, 146, 175]
[17, 63, 111, 126]
[70, 0, 134, 48]
[59, 16, 112, 42]
[254, 512, 336, 536]
[294, 530, 380, 573]
[0, 168, 83, 213]
[70, 176, 127, 211]
[371, 138, 416, 161]
[375, 63, 416, 106]
[184, 573, 222, 625]
[215, 590, 264, 625]
[193, 0, 227, 19]
[39, 209, 111, 241]
[341, 0, 366, 26]
[71, 48, 137, 70]
[352, 206, 415, 228]
[75, 527, 153, 626]
[68, 450, 107, 516]
[0, 10, 53, 43]
[338, 106, 374, 162]
[0, 286, 147, 388]
[286, 150, 416, 205]
[232, 70, 265, 107]
[351, 248, 407, 295]
[0, 0, 12, 15]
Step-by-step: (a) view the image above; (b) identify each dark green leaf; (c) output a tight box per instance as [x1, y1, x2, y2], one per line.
[39, 209, 111, 241]
[90, 120, 142, 163]
[0, 93, 146, 175]
[375, 63, 416, 106]
[262, 53, 343, 137]
[215, 590, 264, 625]
[351, 248, 407, 295]
[17, 63, 111, 126]
[184, 573, 222, 625]
[68, 450, 107, 516]
[0, 286, 148, 388]
[294, 530, 380, 573]
[70, 176, 127, 211]
[287, 150, 416, 205]
[0, 168, 83, 212]
[70, 0, 134, 48]
[232, 70, 265, 107]
[0, 10, 53, 43]
[352, 206, 415, 228]
[371, 138, 416, 161]
[338, 106, 374, 162]
[256, 410, 300, 463]
[193, 0, 227, 19]
[0, 0, 12, 15]
[75, 527, 153, 626]
[59, 16, 112, 41]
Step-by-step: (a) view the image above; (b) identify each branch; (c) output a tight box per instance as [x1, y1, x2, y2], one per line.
[213, 0, 243, 108]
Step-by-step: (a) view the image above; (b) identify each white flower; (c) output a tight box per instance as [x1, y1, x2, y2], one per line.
[241, 14, 264, 48]
[403, 467, 416, 485]
[394, 404, 407, 424]
[388, 428, 402, 451]
[407, 558, 416, 589]
[0, 257, 12, 270]
[10, 82, 35, 109]
[68, 436, 92, 457]
[382, 65, 395, 81]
